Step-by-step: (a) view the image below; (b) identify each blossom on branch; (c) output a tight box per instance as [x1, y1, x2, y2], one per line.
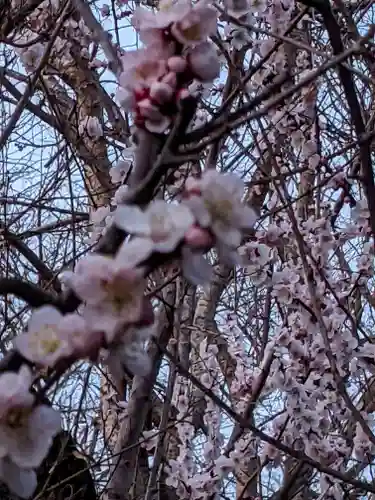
[14, 306, 73, 367]
[0, 367, 60, 497]
[117, 0, 219, 133]
[133, 0, 217, 47]
[183, 170, 257, 262]
[115, 200, 195, 257]
[65, 254, 146, 340]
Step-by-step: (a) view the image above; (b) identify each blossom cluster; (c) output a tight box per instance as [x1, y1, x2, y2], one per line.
[0, 166, 256, 497]
[116, 0, 220, 132]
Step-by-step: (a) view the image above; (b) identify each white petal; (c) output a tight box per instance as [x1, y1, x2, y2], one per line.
[30, 405, 61, 439]
[28, 306, 62, 333]
[145, 116, 171, 134]
[153, 231, 184, 253]
[117, 238, 154, 267]
[170, 203, 195, 229]
[7, 431, 49, 469]
[185, 196, 211, 227]
[114, 205, 151, 235]
[237, 205, 258, 228]
[1, 458, 37, 499]
[83, 307, 120, 343]
[182, 247, 213, 285]
[212, 221, 241, 247]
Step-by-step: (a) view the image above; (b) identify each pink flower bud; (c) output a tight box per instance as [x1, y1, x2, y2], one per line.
[138, 98, 163, 121]
[185, 226, 214, 250]
[149, 81, 174, 104]
[184, 176, 201, 196]
[161, 72, 177, 89]
[176, 88, 190, 102]
[167, 56, 187, 73]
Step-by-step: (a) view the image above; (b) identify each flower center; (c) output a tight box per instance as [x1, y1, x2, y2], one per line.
[135, 62, 158, 81]
[204, 197, 233, 223]
[4, 407, 32, 429]
[150, 214, 171, 242]
[101, 277, 133, 313]
[33, 326, 62, 356]
[158, 0, 175, 11]
[180, 22, 201, 41]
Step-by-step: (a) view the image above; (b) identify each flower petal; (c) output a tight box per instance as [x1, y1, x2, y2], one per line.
[1, 458, 37, 499]
[114, 205, 151, 235]
[117, 238, 154, 267]
[182, 247, 213, 285]
[237, 205, 258, 229]
[28, 306, 62, 333]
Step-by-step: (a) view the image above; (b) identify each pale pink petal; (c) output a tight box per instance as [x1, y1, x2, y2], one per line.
[114, 205, 151, 235]
[117, 238, 154, 267]
[138, 99, 164, 120]
[83, 307, 120, 343]
[30, 405, 61, 439]
[212, 220, 242, 247]
[188, 42, 220, 81]
[171, 5, 217, 45]
[116, 87, 135, 110]
[7, 430, 49, 469]
[236, 205, 258, 228]
[0, 366, 33, 410]
[182, 247, 213, 284]
[15, 330, 72, 367]
[27, 305, 62, 333]
[184, 195, 211, 227]
[149, 81, 174, 104]
[1, 458, 37, 499]
[184, 226, 213, 249]
[167, 56, 187, 73]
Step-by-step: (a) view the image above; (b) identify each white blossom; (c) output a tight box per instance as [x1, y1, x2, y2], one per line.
[0, 367, 61, 470]
[14, 306, 72, 366]
[184, 170, 257, 261]
[64, 254, 146, 341]
[114, 200, 195, 255]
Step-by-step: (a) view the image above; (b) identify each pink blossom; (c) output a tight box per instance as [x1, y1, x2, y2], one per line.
[119, 49, 169, 92]
[115, 200, 195, 255]
[133, 0, 191, 33]
[167, 56, 187, 73]
[14, 306, 73, 367]
[170, 3, 217, 45]
[133, 0, 217, 46]
[59, 313, 103, 359]
[183, 170, 257, 258]
[0, 366, 61, 470]
[66, 254, 146, 341]
[149, 81, 175, 104]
